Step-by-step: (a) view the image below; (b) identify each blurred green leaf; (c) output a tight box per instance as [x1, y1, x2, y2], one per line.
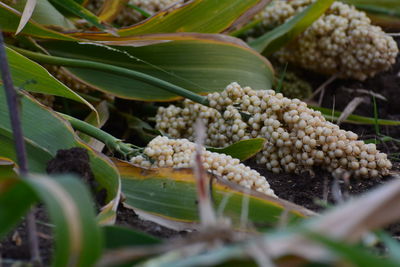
[115, 159, 312, 231]
[40, 34, 274, 101]
[378, 231, 400, 262]
[207, 138, 265, 161]
[0, 2, 75, 40]
[102, 225, 161, 250]
[250, 0, 334, 55]
[308, 232, 399, 267]
[342, 0, 400, 17]
[0, 171, 102, 266]
[27, 174, 103, 266]
[0, 89, 121, 224]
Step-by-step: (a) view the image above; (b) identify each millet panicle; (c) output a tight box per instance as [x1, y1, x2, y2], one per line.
[156, 82, 392, 178]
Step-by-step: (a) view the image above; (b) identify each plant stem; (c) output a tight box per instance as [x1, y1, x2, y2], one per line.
[59, 113, 142, 157]
[0, 31, 41, 265]
[11, 47, 209, 106]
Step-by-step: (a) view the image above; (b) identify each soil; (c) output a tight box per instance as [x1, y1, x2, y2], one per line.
[3, 37, 400, 267]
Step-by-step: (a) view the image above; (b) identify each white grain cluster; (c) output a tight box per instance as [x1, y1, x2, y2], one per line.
[156, 82, 392, 178]
[257, 0, 398, 80]
[130, 136, 276, 197]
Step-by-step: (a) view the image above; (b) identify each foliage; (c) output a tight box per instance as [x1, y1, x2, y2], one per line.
[0, 0, 399, 266]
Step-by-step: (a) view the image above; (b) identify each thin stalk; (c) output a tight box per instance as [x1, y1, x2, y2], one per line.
[372, 95, 380, 136]
[0, 31, 41, 265]
[10, 47, 209, 106]
[59, 113, 142, 157]
[126, 3, 151, 18]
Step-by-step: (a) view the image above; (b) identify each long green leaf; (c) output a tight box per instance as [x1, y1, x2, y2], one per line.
[207, 138, 265, 161]
[0, 2, 75, 40]
[39, 34, 274, 101]
[49, 0, 108, 31]
[0, 88, 121, 224]
[74, 0, 269, 37]
[0, 169, 102, 266]
[312, 106, 400, 126]
[5, 46, 96, 115]
[249, 0, 334, 54]
[115, 160, 313, 231]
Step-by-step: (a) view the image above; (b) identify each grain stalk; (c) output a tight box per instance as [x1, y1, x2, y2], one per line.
[0, 31, 41, 265]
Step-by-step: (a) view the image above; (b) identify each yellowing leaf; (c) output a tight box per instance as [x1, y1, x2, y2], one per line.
[115, 159, 313, 231]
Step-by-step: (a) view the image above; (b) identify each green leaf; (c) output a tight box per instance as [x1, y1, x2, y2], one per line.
[26, 174, 103, 267]
[311, 106, 400, 126]
[207, 138, 265, 161]
[0, 88, 121, 224]
[249, 0, 334, 54]
[102, 225, 161, 250]
[75, 0, 268, 36]
[8, 0, 75, 29]
[0, 2, 75, 40]
[115, 160, 312, 231]
[40, 34, 274, 101]
[5, 46, 96, 115]
[49, 0, 108, 31]
[378, 231, 400, 262]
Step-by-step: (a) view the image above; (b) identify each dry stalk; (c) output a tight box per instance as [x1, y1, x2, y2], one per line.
[0, 30, 41, 265]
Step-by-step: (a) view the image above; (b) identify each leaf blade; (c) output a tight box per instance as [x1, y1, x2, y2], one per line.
[116, 160, 312, 231]
[249, 0, 334, 54]
[41, 34, 274, 101]
[207, 138, 265, 161]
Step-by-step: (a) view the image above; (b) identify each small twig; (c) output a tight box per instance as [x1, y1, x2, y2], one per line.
[336, 96, 368, 125]
[341, 87, 387, 101]
[307, 74, 337, 104]
[0, 30, 41, 265]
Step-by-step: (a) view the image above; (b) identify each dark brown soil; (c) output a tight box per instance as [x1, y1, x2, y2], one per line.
[0, 207, 53, 266]
[46, 147, 107, 206]
[116, 205, 186, 239]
